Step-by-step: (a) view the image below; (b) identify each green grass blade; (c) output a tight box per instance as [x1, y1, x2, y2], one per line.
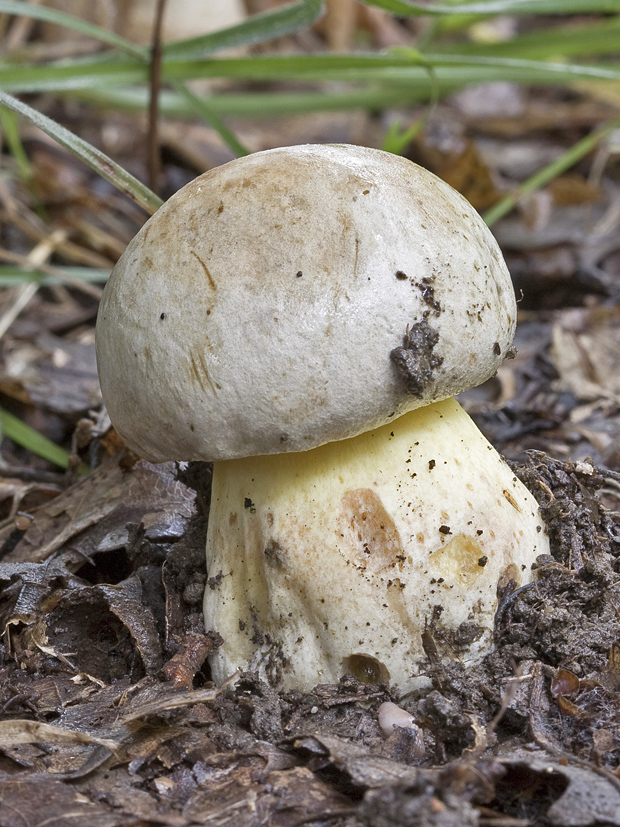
[0, 105, 32, 182]
[0, 407, 72, 469]
[382, 117, 425, 154]
[0, 0, 145, 58]
[431, 16, 620, 60]
[0, 54, 148, 92]
[483, 114, 620, 227]
[145, 52, 620, 84]
[3, 51, 620, 92]
[423, 52, 620, 79]
[172, 82, 250, 157]
[163, 0, 324, 59]
[71, 84, 431, 117]
[66, 53, 620, 115]
[0, 266, 110, 286]
[0, 91, 162, 214]
[0, 0, 324, 62]
[361, 0, 620, 15]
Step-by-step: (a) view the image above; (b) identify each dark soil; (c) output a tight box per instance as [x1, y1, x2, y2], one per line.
[0, 446, 619, 826]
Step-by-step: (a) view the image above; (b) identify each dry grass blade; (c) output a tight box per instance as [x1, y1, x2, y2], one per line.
[0, 229, 68, 339]
[0, 719, 119, 751]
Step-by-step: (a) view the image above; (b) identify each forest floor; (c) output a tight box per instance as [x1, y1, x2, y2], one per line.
[1, 6, 620, 826]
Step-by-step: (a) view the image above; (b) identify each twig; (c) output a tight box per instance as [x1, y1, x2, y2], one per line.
[600, 466, 620, 485]
[0, 467, 66, 484]
[148, 0, 168, 194]
[0, 177, 115, 269]
[118, 670, 240, 723]
[291, 810, 357, 826]
[0, 282, 38, 339]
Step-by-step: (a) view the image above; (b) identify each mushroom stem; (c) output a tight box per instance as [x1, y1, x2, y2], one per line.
[204, 397, 547, 691]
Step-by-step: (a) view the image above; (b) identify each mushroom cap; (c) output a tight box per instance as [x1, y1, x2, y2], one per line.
[96, 144, 516, 461]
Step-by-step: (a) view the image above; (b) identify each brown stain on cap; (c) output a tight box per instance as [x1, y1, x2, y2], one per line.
[188, 350, 219, 396]
[190, 250, 217, 291]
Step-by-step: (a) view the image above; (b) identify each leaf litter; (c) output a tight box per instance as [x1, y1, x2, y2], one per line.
[2, 12, 620, 827]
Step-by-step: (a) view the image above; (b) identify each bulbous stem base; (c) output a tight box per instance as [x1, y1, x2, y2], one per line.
[204, 398, 547, 692]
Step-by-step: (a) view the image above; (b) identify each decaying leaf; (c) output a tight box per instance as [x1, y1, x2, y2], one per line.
[118, 681, 232, 724]
[550, 307, 620, 403]
[25, 333, 101, 415]
[0, 776, 136, 827]
[293, 733, 422, 789]
[0, 459, 194, 563]
[498, 755, 620, 827]
[411, 119, 502, 210]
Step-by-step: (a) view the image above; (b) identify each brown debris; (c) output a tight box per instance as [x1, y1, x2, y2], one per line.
[162, 631, 222, 688]
[0, 776, 137, 827]
[411, 120, 503, 211]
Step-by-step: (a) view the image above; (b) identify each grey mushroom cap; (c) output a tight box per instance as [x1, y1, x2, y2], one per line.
[96, 144, 516, 462]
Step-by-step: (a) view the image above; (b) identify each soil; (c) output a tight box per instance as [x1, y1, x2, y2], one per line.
[0, 445, 618, 826]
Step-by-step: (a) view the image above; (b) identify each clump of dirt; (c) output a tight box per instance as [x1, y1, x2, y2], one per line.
[390, 318, 444, 397]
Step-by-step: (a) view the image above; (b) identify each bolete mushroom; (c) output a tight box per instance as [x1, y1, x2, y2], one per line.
[96, 144, 548, 693]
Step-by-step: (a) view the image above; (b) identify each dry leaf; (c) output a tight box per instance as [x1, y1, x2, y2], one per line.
[550, 308, 620, 403]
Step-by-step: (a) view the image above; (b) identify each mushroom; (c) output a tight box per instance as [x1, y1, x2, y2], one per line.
[96, 144, 548, 693]
[377, 702, 425, 758]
